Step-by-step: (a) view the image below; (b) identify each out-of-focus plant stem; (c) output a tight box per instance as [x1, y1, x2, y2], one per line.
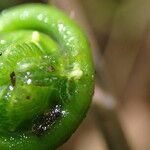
[93, 86, 130, 150]
[94, 106, 130, 150]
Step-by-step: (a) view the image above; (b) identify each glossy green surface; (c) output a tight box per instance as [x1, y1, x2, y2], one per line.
[0, 4, 94, 150]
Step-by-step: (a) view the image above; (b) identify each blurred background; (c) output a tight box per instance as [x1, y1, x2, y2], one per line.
[0, 0, 150, 150]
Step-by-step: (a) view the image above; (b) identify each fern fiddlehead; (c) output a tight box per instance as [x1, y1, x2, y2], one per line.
[0, 3, 94, 150]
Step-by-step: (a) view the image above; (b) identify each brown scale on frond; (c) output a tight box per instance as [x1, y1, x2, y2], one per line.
[10, 71, 16, 86]
[32, 105, 61, 136]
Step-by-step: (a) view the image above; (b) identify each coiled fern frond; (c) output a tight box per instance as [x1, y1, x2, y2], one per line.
[0, 4, 94, 150]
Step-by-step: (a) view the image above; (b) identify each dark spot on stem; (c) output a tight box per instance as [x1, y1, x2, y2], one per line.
[0, 52, 2, 56]
[26, 96, 31, 100]
[10, 71, 16, 86]
[32, 105, 61, 136]
[48, 66, 55, 72]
